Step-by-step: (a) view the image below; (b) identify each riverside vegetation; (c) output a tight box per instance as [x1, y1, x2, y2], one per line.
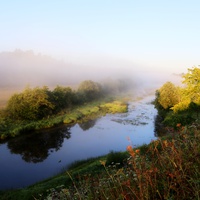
[0, 67, 200, 199]
[0, 79, 129, 140]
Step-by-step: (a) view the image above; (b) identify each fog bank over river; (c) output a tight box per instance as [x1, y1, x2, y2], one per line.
[0, 94, 157, 190]
[0, 50, 182, 110]
[0, 50, 179, 90]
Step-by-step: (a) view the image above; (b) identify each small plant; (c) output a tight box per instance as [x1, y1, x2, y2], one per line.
[106, 151, 129, 167]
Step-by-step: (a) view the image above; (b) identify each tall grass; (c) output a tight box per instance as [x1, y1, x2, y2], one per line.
[42, 124, 200, 200]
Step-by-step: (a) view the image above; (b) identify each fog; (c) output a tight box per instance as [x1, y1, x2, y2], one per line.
[0, 49, 181, 95]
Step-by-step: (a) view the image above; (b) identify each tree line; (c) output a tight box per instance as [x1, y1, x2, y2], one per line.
[155, 66, 200, 127]
[5, 79, 130, 121]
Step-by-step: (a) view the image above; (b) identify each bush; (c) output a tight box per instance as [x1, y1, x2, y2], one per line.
[77, 80, 103, 102]
[106, 151, 128, 167]
[6, 86, 54, 120]
[163, 112, 194, 128]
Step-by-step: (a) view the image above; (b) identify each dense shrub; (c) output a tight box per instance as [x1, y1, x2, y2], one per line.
[77, 80, 103, 102]
[51, 86, 74, 112]
[6, 86, 54, 120]
[163, 112, 194, 128]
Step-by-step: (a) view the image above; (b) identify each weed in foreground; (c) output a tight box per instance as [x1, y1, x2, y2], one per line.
[40, 125, 200, 200]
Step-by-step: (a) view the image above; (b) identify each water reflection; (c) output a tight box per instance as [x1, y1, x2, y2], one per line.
[154, 114, 167, 137]
[78, 119, 98, 131]
[7, 126, 71, 163]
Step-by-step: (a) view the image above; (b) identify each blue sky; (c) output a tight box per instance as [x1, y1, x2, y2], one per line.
[0, 0, 200, 74]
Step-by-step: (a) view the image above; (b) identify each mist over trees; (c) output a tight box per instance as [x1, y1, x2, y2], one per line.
[0, 49, 183, 112]
[5, 78, 132, 121]
[0, 49, 138, 90]
[0, 49, 79, 88]
[0, 49, 177, 92]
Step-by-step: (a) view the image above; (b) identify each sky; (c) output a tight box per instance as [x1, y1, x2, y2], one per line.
[0, 0, 200, 74]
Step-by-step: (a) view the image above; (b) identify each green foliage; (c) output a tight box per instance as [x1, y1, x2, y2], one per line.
[63, 112, 83, 124]
[100, 101, 128, 113]
[1, 93, 128, 139]
[157, 82, 180, 110]
[3, 79, 127, 122]
[188, 102, 200, 118]
[62, 101, 128, 125]
[106, 151, 128, 167]
[172, 66, 200, 113]
[182, 66, 200, 104]
[6, 86, 54, 120]
[154, 90, 168, 118]
[77, 80, 102, 102]
[155, 66, 200, 127]
[163, 111, 194, 128]
[51, 86, 74, 111]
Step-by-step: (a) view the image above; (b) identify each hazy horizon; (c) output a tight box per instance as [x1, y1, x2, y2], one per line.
[1, 1, 199, 75]
[0, 49, 182, 89]
[0, 1, 199, 95]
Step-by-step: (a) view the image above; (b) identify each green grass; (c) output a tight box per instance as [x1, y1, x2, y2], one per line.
[100, 101, 128, 113]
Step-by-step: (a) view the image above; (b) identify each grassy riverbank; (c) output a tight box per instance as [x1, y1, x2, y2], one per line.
[0, 96, 128, 140]
[0, 123, 199, 200]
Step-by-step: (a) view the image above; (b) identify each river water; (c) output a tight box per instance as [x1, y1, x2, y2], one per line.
[0, 95, 157, 190]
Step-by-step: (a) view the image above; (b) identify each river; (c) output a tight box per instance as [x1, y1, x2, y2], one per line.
[0, 95, 158, 190]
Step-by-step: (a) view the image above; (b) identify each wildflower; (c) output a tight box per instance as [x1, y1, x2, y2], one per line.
[100, 160, 106, 167]
[176, 123, 181, 128]
[135, 149, 140, 154]
[127, 145, 132, 152]
[127, 145, 135, 157]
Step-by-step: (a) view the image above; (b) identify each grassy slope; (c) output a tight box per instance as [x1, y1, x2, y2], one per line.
[0, 156, 108, 200]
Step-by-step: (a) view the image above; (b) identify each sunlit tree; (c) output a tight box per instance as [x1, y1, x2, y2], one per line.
[157, 82, 180, 110]
[6, 86, 54, 120]
[182, 66, 200, 104]
[172, 66, 200, 113]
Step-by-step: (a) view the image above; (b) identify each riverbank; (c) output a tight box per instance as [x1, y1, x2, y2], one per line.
[0, 93, 158, 192]
[1, 123, 199, 200]
[0, 96, 128, 141]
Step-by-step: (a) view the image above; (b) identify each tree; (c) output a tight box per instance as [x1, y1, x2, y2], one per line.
[6, 86, 54, 120]
[182, 66, 200, 105]
[172, 66, 200, 113]
[51, 86, 74, 111]
[157, 82, 180, 110]
[77, 80, 102, 102]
